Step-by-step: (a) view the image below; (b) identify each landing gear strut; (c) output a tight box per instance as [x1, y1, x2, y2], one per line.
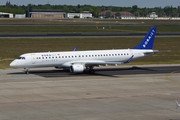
[86, 66, 95, 74]
[24, 68, 29, 74]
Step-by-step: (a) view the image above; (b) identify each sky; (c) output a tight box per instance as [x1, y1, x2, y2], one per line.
[0, 0, 179, 8]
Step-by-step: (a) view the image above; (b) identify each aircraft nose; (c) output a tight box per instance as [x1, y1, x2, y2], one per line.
[10, 61, 16, 67]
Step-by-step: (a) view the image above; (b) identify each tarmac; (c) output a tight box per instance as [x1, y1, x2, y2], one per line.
[0, 64, 180, 120]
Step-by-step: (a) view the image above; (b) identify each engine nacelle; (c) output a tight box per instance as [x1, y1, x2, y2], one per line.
[70, 64, 85, 73]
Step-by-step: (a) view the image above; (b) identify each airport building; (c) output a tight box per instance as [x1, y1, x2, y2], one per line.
[99, 10, 134, 18]
[148, 12, 158, 18]
[14, 14, 26, 18]
[28, 10, 66, 19]
[67, 13, 92, 18]
[0, 12, 13, 18]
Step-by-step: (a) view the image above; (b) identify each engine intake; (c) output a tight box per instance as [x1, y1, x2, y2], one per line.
[70, 64, 85, 73]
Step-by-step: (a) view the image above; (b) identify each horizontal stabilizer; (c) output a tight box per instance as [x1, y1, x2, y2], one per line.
[143, 50, 159, 55]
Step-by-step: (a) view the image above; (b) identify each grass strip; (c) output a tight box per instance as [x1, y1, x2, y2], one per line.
[0, 19, 180, 25]
[0, 26, 180, 33]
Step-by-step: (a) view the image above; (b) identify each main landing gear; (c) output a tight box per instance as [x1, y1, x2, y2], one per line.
[86, 66, 95, 74]
[24, 68, 29, 74]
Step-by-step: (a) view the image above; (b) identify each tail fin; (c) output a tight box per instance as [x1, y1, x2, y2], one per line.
[132, 27, 156, 49]
[73, 46, 77, 52]
[175, 100, 180, 109]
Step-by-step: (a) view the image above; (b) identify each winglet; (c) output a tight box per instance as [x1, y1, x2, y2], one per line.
[73, 46, 77, 52]
[132, 27, 156, 50]
[175, 100, 180, 109]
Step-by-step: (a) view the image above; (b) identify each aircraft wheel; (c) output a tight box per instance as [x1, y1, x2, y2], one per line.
[89, 69, 95, 74]
[25, 71, 29, 75]
[24, 68, 29, 75]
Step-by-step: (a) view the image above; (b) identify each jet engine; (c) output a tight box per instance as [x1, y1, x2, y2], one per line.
[70, 64, 85, 73]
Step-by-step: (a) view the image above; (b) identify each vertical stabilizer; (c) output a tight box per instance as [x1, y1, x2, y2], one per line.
[73, 46, 77, 52]
[132, 27, 156, 49]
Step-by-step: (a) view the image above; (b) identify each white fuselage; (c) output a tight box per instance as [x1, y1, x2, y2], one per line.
[10, 49, 154, 68]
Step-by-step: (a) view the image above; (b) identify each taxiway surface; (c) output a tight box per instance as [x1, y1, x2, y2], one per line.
[0, 65, 180, 120]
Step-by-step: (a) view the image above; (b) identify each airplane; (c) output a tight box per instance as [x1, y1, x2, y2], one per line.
[10, 27, 158, 74]
[175, 100, 180, 109]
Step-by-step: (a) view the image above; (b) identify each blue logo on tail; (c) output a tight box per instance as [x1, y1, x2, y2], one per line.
[132, 27, 156, 49]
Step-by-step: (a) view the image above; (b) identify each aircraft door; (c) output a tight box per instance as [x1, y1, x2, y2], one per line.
[31, 54, 36, 64]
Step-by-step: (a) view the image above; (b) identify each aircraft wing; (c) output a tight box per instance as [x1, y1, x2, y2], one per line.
[85, 61, 123, 67]
[61, 60, 123, 67]
[61, 55, 135, 67]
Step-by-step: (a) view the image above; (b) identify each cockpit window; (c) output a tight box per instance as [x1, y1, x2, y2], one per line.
[17, 57, 25, 60]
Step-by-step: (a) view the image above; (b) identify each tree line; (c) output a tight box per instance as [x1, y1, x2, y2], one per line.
[0, 4, 180, 17]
